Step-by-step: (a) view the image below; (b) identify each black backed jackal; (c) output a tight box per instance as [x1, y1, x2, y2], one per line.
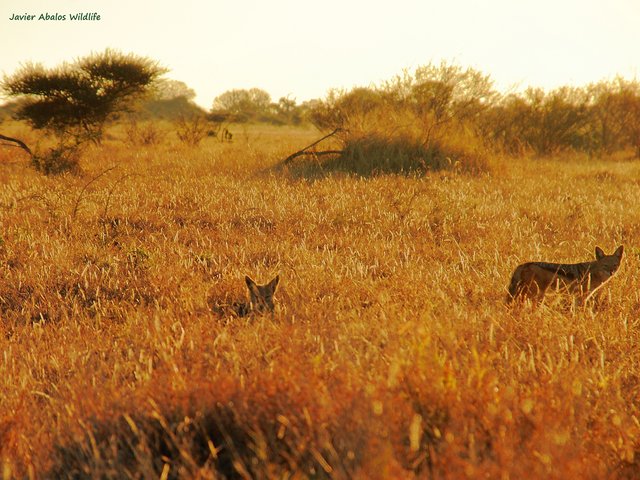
[214, 275, 280, 317]
[244, 275, 280, 314]
[507, 246, 624, 304]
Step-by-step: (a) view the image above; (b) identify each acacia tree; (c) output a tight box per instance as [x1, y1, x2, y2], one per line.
[1, 49, 167, 173]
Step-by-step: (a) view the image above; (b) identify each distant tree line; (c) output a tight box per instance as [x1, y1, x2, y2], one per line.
[2, 53, 640, 176]
[205, 64, 640, 159]
[307, 64, 640, 159]
[210, 88, 308, 125]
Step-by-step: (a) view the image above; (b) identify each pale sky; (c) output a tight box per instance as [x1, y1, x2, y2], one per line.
[1, 0, 639, 108]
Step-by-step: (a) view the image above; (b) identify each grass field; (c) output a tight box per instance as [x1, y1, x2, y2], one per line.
[1, 123, 640, 478]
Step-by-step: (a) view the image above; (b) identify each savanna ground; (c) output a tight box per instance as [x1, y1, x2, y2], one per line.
[1, 123, 640, 479]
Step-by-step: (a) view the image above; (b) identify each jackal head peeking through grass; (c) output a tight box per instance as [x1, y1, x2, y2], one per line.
[212, 275, 280, 318]
[507, 245, 624, 304]
[245, 275, 280, 314]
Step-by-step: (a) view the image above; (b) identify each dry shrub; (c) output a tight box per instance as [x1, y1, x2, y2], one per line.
[288, 129, 490, 178]
[176, 114, 210, 146]
[125, 120, 163, 146]
[31, 144, 82, 175]
[336, 132, 489, 176]
[303, 70, 493, 177]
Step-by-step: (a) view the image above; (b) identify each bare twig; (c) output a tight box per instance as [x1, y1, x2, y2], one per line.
[285, 150, 343, 162]
[102, 172, 144, 219]
[281, 128, 344, 165]
[71, 166, 117, 220]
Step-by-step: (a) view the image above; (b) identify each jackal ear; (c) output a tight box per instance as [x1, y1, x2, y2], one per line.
[595, 246, 605, 259]
[245, 275, 258, 292]
[268, 275, 280, 292]
[614, 245, 624, 258]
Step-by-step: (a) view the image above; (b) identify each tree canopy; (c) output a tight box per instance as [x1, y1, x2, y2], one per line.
[2, 49, 167, 146]
[1, 49, 167, 173]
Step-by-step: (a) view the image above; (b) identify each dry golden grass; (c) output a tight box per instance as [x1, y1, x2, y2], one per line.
[1, 123, 640, 478]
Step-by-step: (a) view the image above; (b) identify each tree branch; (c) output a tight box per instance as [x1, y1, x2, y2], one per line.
[281, 128, 344, 164]
[0, 134, 33, 156]
[281, 150, 343, 164]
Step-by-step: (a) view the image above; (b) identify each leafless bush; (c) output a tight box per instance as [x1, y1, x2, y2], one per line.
[125, 119, 163, 146]
[176, 114, 209, 146]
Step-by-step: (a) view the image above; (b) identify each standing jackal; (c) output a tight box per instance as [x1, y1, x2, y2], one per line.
[507, 246, 624, 303]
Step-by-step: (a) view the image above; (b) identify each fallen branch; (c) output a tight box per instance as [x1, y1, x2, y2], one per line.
[0, 133, 33, 156]
[285, 150, 343, 162]
[281, 128, 344, 165]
